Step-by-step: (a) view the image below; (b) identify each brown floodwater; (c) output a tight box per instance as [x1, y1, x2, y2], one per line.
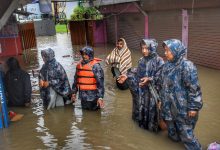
[0, 34, 219, 150]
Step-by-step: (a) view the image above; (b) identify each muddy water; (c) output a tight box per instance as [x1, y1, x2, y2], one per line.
[0, 34, 220, 150]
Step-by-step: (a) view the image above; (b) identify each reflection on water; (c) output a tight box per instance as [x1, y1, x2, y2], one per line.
[0, 34, 220, 150]
[32, 98, 58, 149]
[32, 96, 91, 150]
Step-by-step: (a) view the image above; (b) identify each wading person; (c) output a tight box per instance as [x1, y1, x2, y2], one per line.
[5, 57, 32, 107]
[71, 46, 104, 110]
[105, 38, 132, 90]
[160, 39, 203, 150]
[118, 39, 164, 132]
[39, 48, 71, 110]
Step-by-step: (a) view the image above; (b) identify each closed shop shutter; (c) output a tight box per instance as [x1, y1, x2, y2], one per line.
[106, 16, 116, 44]
[149, 10, 182, 57]
[118, 13, 145, 50]
[105, 13, 145, 50]
[188, 8, 220, 69]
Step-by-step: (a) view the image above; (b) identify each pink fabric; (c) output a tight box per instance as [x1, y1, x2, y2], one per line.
[208, 142, 220, 150]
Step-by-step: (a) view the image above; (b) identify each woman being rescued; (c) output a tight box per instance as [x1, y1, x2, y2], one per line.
[105, 38, 132, 90]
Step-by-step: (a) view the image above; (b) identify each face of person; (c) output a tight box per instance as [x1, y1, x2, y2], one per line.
[81, 52, 89, 61]
[164, 45, 174, 61]
[141, 44, 150, 57]
[116, 41, 124, 50]
[42, 56, 46, 63]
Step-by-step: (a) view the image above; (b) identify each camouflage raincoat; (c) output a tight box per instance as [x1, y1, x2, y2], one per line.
[126, 39, 164, 132]
[39, 48, 71, 107]
[160, 39, 203, 150]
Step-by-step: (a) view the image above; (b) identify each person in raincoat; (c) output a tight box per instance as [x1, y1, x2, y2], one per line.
[105, 38, 132, 90]
[39, 48, 71, 110]
[71, 46, 104, 110]
[118, 39, 164, 132]
[5, 57, 32, 107]
[160, 39, 203, 150]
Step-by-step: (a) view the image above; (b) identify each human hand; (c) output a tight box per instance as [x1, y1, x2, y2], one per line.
[188, 111, 197, 117]
[39, 80, 49, 88]
[43, 81, 49, 88]
[157, 101, 161, 110]
[97, 99, 104, 108]
[39, 80, 44, 88]
[139, 77, 150, 87]
[117, 74, 127, 84]
[71, 94, 77, 102]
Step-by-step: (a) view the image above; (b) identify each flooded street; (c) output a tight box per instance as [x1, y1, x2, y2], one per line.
[0, 34, 220, 150]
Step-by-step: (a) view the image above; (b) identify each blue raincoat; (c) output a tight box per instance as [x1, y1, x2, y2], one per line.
[72, 47, 104, 110]
[39, 48, 71, 108]
[160, 39, 203, 150]
[126, 39, 164, 131]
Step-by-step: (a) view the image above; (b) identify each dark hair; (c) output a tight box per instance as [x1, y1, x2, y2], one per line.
[140, 40, 147, 47]
[117, 38, 124, 43]
[6, 57, 20, 71]
[162, 42, 166, 48]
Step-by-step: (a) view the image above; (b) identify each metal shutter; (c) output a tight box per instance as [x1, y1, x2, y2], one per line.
[188, 8, 220, 69]
[106, 16, 116, 44]
[118, 13, 145, 50]
[149, 10, 182, 57]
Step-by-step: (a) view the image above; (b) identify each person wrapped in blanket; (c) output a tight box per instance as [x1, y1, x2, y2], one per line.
[160, 39, 203, 150]
[71, 46, 104, 110]
[39, 48, 72, 110]
[105, 38, 132, 90]
[118, 39, 164, 132]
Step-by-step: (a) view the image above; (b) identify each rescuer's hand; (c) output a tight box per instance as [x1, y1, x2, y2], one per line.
[97, 98, 104, 108]
[71, 94, 77, 102]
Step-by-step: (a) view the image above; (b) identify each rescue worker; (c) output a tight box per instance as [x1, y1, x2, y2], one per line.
[39, 48, 71, 110]
[71, 46, 104, 110]
[105, 38, 132, 90]
[160, 39, 203, 150]
[118, 39, 164, 132]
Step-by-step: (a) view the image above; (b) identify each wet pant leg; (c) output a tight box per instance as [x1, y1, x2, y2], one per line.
[48, 88, 64, 109]
[55, 94, 64, 107]
[166, 121, 181, 142]
[81, 99, 99, 110]
[47, 88, 56, 109]
[176, 118, 202, 150]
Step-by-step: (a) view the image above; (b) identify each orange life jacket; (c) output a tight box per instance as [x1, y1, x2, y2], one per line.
[76, 58, 102, 90]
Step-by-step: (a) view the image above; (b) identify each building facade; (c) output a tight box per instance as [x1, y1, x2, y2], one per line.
[98, 0, 220, 69]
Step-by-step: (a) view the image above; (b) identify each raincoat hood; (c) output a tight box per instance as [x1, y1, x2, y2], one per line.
[6, 57, 20, 71]
[163, 39, 186, 62]
[80, 46, 94, 62]
[41, 48, 55, 63]
[141, 39, 158, 55]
